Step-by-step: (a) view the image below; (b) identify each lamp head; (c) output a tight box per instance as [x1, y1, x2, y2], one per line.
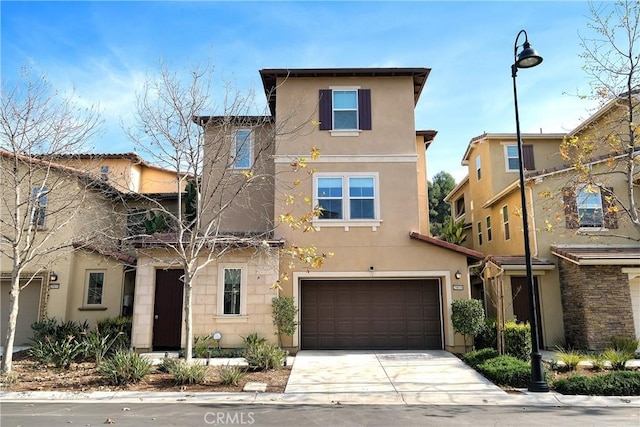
[516, 41, 543, 69]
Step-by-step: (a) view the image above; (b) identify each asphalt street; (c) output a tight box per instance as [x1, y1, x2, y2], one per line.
[1, 402, 639, 427]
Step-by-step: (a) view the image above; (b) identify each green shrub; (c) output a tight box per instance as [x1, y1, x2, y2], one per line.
[98, 350, 152, 385]
[477, 355, 531, 388]
[554, 347, 582, 371]
[601, 349, 635, 370]
[611, 336, 639, 354]
[96, 316, 131, 351]
[272, 296, 298, 347]
[81, 330, 122, 366]
[157, 357, 181, 373]
[451, 299, 485, 352]
[504, 321, 531, 362]
[241, 332, 266, 348]
[553, 371, 640, 396]
[29, 335, 85, 369]
[474, 317, 497, 350]
[462, 348, 499, 368]
[244, 342, 286, 370]
[168, 359, 209, 385]
[193, 335, 217, 358]
[217, 364, 247, 386]
[31, 318, 89, 342]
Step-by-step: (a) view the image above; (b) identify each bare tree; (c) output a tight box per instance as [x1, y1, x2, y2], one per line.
[0, 67, 105, 372]
[559, 0, 640, 234]
[125, 60, 326, 361]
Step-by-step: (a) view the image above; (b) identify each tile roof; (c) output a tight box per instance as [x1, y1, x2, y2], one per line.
[409, 232, 484, 260]
[551, 244, 640, 265]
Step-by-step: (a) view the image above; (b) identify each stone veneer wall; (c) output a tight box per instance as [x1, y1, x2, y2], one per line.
[558, 260, 635, 350]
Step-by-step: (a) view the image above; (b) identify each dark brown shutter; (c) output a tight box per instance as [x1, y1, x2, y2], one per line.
[318, 89, 332, 130]
[601, 186, 618, 229]
[358, 89, 372, 130]
[523, 145, 535, 170]
[562, 187, 579, 229]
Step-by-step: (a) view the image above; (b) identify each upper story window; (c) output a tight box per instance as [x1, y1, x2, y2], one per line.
[563, 185, 618, 229]
[233, 129, 252, 169]
[502, 205, 510, 241]
[505, 144, 535, 172]
[313, 173, 381, 229]
[85, 271, 105, 305]
[477, 221, 483, 246]
[486, 216, 493, 242]
[454, 196, 465, 218]
[100, 165, 109, 181]
[31, 186, 48, 228]
[475, 156, 482, 181]
[318, 88, 372, 134]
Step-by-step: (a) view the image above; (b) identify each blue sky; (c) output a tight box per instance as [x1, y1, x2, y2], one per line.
[1, 1, 599, 182]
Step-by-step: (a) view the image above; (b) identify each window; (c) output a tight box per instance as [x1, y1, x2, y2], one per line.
[486, 216, 493, 242]
[476, 156, 482, 181]
[318, 88, 372, 132]
[100, 166, 109, 181]
[223, 268, 242, 315]
[505, 144, 535, 171]
[477, 221, 483, 246]
[31, 186, 48, 227]
[86, 271, 105, 305]
[314, 173, 379, 223]
[502, 205, 510, 240]
[233, 129, 252, 169]
[455, 196, 465, 218]
[563, 185, 618, 229]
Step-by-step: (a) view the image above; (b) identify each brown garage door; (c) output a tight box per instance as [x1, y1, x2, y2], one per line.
[301, 279, 442, 350]
[1, 279, 43, 346]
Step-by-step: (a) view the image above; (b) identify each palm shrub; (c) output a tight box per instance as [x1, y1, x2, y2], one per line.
[29, 335, 85, 369]
[442, 217, 467, 244]
[451, 299, 485, 352]
[96, 316, 132, 351]
[193, 335, 217, 358]
[167, 359, 209, 385]
[98, 350, 152, 385]
[31, 318, 89, 342]
[82, 330, 123, 366]
[244, 342, 286, 370]
[241, 332, 266, 348]
[217, 364, 247, 386]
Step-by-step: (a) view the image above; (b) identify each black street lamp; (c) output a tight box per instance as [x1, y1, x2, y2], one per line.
[511, 29, 549, 393]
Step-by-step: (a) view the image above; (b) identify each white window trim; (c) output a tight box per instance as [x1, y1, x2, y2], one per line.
[329, 85, 361, 134]
[217, 263, 248, 316]
[312, 172, 381, 231]
[454, 197, 465, 219]
[502, 205, 510, 241]
[232, 129, 253, 170]
[84, 270, 106, 306]
[504, 144, 519, 173]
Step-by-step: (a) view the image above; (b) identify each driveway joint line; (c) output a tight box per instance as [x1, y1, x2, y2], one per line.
[374, 351, 400, 396]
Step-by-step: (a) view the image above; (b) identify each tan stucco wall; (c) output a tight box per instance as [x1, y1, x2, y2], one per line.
[131, 248, 280, 350]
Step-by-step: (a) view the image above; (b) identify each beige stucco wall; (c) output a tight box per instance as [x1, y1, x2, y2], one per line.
[131, 247, 280, 351]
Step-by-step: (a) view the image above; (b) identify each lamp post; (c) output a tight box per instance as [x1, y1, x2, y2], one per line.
[511, 29, 549, 393]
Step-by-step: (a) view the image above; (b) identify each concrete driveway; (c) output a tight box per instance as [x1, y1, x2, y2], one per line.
[285, 350, 506, 397]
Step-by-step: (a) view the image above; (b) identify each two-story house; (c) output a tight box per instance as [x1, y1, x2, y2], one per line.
[129, 67, 483, 353]
[447, 99, 640, 350]
[0, 151, 134, 346]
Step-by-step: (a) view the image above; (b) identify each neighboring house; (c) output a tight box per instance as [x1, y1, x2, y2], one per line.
[130, 67, 484, 353]
[0, 150, 135, 345]
[446, 104, 640, 350]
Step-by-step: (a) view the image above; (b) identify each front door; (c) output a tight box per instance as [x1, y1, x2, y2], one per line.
[511, 276, 544, 348]
[152, 269, 184, 350]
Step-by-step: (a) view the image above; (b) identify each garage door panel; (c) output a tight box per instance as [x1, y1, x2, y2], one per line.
[301, 279, 442, 350]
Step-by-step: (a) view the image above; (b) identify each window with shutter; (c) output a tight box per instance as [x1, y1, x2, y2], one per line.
[318, 88, 371, 133]
[504, 144, 535, 171]
[601, 187, 618, 229]
[562, 187, 579, 229]
[564, 185, 617, 229]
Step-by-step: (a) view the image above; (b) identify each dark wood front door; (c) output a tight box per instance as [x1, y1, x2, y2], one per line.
[511, 276, 544, 348]
[301, 279, 443, 350]
[153, 269, 184, 350]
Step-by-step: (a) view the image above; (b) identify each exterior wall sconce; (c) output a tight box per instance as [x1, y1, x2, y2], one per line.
[49, 272, 58, 282]
[454, 270, 462, 280]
